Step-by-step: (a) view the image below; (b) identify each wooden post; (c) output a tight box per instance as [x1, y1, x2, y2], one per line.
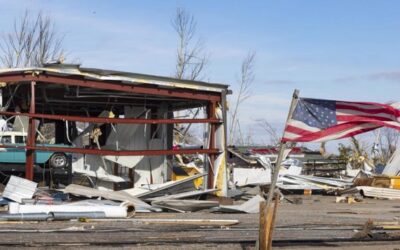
[267, 193, 280, 249]
[258, 201, 267, 250]
[259, 89, 299, 250]
[259, 193, 281, 250]
[266, 89, 299, 205]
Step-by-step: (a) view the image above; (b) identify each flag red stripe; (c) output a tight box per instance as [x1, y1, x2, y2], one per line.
[336, 103, 398, 116]
[282, 98, 400, 142]
[284, 125, 316, 136]
[283, 123, 378, 142]
[337, 115, 393, 122]
[284, 122, 369, 142]
[335, 125, 381, 140]
[361, 120, 400, 130]
[337, 100, 399, 111]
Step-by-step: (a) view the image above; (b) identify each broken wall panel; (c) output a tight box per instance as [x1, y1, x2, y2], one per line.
[213, 105, 227, 196]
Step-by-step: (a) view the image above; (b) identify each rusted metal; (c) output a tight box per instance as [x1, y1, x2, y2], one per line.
[129, 168, 134, 188]
[0, 73, 222, 102]
[0, 144, 219, 156]
[0, 72, 227, 183]
[0, 111, 222, 124]
[25, 81, 36, 180]
[207, 101, 217, 189]
[113, 163, 119, 191]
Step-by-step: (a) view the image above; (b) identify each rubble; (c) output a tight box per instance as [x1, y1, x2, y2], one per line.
[151, 199, 219, 212]
[62, 184, 159, 212]
[341, 186, 400, 200]
[3, 176, 37, 203]
[0, 64, 399, 249]
[213, 195, 265, 214]
[233, 167, 271, 187]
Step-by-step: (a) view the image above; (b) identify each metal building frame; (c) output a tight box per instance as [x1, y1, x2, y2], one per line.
[0, 66, 230, 194]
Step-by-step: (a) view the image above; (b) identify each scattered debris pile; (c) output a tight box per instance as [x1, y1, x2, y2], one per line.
[1, 142, 400, 223]
[0, 172, 267, 222]
[229, 145, 400, 201]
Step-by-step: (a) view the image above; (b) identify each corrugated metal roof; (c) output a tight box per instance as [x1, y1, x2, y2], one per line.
[0, 63, 230, 93]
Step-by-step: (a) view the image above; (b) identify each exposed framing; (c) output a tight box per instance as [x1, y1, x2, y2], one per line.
[0, 69, 228, 191]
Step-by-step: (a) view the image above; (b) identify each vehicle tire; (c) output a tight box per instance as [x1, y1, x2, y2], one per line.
[49, 153, 68, 168]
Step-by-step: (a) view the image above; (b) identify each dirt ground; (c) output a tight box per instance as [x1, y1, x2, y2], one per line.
[1, 195, 400, 249]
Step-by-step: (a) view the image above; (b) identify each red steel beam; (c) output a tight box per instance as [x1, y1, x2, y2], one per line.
[25, 81, 36, 180]
[207, 101, 217, 189]
[0, 73, 222, 102]
[0, 111, 222, 124]
[0, 144, 219, 156]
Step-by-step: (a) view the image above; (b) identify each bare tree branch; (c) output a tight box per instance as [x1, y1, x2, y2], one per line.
[172, 7, 208, 81]
[256, 119, 280, 146]
[373, 128, 399, 164]
[228, 51, 256, 145]
[0, 10, 65, 68]
[172, 8, 208, 144]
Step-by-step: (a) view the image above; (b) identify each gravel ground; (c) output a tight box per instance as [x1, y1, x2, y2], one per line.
[1, 194, 400, 249]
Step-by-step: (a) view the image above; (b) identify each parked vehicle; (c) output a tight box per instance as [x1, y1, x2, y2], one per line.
[0, 131, 71, 185]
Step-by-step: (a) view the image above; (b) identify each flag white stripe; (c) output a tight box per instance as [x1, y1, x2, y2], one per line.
[286, 119, 320, 132]
[285, 122, 380, 142]
[380, 121, 400, 129]
[283, 98, 400, 142]
[282, 131, 301, 140]
[308, 123, 379, 142]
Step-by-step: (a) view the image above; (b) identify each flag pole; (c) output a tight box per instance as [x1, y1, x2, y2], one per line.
[266, 89, 299, 205]
[259, 89, 299, 250]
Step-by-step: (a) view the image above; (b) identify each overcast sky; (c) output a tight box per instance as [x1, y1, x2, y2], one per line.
[1, 0, 400, 151]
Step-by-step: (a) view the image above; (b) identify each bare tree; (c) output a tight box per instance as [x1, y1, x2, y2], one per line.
[172, 8, 208, 143]
[256, 119, 280, 146]
[228, 52, 256, 145]
[0, 11, 65, 68]
[373, 128, 399, 164]
[172, 7, 207, 81]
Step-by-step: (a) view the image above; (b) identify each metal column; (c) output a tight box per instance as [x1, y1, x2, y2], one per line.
[25, 81, 36, 180]
[207, 101, 216, 189]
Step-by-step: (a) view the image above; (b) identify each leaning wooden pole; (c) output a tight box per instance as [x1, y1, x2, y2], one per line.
[259, 89, 299, 250]
[266, 89, 299, 205]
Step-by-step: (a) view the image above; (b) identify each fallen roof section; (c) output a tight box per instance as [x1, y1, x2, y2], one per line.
[213, 195, 265, 214]
[151, 199, 219, 213]
[341, 186, 400, 199]
[62, 184, 159, 212]
[126, 173, 208, 200]
[3, 176, 37, 203]
[146, 189, 218, 202]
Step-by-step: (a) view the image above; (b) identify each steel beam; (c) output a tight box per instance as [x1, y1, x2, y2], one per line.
[0, 144, 219, 156]
[0, 74, 222, 102]
[25, 81, 36, 180]
[0, 111, 222, 124]
[207, 101, 217, 189]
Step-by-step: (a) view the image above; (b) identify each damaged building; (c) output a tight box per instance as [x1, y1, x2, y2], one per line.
[0, 64, 230, 196]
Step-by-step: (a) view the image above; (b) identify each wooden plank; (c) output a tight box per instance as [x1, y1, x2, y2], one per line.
[258, 201, 267, 250]
[268, 194, 280, 249]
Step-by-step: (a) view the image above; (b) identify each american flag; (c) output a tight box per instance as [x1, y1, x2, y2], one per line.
[282, 98, 400, 142]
